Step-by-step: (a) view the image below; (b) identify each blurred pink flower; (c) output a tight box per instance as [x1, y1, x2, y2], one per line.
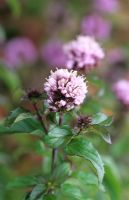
[107, 48, 126, 65]
[44, 69, 88, 112]
[41, 40, 66, 67]
[93, 0, 119, 14]
[4, 37, 38, 69]
[81, 14, 111, 40]
[113, 79, 129, 106]
[64, 35, 104, 71]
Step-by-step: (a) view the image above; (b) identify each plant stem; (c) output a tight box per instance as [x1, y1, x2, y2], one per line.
[33, 102, 47, 135]
[51, 113, 63, 172]
[51, 148, 58, 172]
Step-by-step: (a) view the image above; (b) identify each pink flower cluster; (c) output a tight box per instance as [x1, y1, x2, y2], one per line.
[113, 80, 129, 106]
[44, 69, 87, 111]
[64, 35, 104, 71]
[81, 14, 111, 40]
[4, 37, 37, 69]
[40, 40, 66, 67]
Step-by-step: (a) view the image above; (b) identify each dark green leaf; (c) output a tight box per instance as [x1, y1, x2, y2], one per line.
[51, 163, 71, 184]
[104, 157, 121, 200]
[43, 195, 56, 200]
[45, 125, 72, 148]
[30, 184, 45, 200]
[88, 125, 111, 144]
[92, 113, 113, 127]
[0, 111, 44, 135]
[74, 171, 98, 186]
[5, 107, 25, 126]
[61, 183, 83, 200]
[7, 176, 39, 189]
[65, 137, 104, 183]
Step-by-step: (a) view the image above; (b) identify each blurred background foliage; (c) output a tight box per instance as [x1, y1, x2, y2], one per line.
[0, 0, 129, 199]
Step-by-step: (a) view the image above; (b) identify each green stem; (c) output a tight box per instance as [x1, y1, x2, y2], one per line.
[51, 113, 63, 172]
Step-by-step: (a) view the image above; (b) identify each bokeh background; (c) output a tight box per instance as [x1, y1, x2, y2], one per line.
[0, 0, 129, 199]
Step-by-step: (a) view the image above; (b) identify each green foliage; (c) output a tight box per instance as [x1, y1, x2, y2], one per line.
[74, 171, 98, 186]
[0, 108, 45, 135]
[7, 176, 39, 189]
[45, 125, 72, 148]
[51, 163, 71, 185]
[60, 183, 83, 200]
[103, 157, 121, 200]
[0, 68, 113, 199]
[29, 184, 45, 200]
[0, 106, 112, 199]
[65, 137, 104, 184]
[92, 113, 113, 127]
[87, 113, 112, 144]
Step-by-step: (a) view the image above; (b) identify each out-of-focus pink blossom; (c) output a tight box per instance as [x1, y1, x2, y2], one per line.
[4, 37, 38, 69]
[107, 49, 127, 65]
[113, 79, 129, 106]
[81, 14, 111, 40]
[44, 69, 88, 112]
[41, 40, 66, 67]
[93, 0, 119, 14]
[64, 35, 104, 71]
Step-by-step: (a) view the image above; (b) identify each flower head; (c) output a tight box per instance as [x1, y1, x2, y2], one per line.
[4, 37, 37, 69]
[113, 79, 129, 107]
[27, 89, 42, 101]
[93, 0, 119, 14]
[44, 69, 88, 112]
[41, 40, 66, 67]
[77, 115, 92, 129]
[81, 14, 111, 40]
[64, 35, 104, 71]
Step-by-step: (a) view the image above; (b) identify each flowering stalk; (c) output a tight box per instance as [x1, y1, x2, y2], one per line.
[51, 113, 63, 172]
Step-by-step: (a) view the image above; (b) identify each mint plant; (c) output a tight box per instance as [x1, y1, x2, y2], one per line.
[0, 36, 112, 200]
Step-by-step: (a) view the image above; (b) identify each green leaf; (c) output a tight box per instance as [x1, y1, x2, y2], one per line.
[74, 171, 98, 186]
[103, 157, 121, 200]
[22, 192, 31, 200]
[45, 125, 72, 148]
[30, 184, 45, 200]
[51, 163, 71, 184]
[43, 195, 56, 200]
[13, 113, 33, 124]
[65, 137, 104, 183]
[92, 113, 113, 127]
[61, 183, 83, 200]
[0, 113, 44, 136]
[88, 125, 111, 144]
[7, 176, 39, 189]
[5, 107, 25, 126]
